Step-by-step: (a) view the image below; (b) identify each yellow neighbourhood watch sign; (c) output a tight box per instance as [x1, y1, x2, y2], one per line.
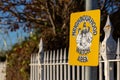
[68, 10, 100, 66]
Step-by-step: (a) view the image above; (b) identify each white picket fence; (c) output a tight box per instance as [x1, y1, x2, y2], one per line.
[0, 62, 6, 80]
[30, 39, 120, 80]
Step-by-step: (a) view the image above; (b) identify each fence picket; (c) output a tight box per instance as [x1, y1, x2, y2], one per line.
[107, 61, 110, 80]
[53, 50, 56, 80]
[77, 66, 80, 80]
[64, 48, 67, 80]
[99, 55, 103, 80]
[44, 51, 47, 80]
[72, 66, 75, 80]
[50, 51, 53, 80]
[82, 66, 85, 80]
[46, 51, 49, 80]
[33, 54, 35, 80]
[31, 54, 33, 80]
[117, 38, 120, 80]
[56, 49, 59, 80]
[37, 53, 39, 80]
[68, 65, 71, 80]
[30, 54, 32, 80]
[60, 49, 63, 80]
[117, 61, 120, 80]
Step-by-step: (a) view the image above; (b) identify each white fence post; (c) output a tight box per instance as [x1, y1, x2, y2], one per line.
[67, 48, 71, 80]
[60, 49, 63, 80]
[30, 54, 32, 80]
[56, 50, 59, 80]
[82, 66, 85, 80]
[100, 15, 117, 80]
[43, 51, 47, 80]
[53, 50, 55, 80]
[63, 48, 67, 80]
[38, 39, 43, 80]
[99, 54, 103, 80]
[72, 65, 75, 80]
[117, 38, 120, 80]
[50, 50, 53, 80]
[77, 66, 80, 80]
[46, 51, 49, 80]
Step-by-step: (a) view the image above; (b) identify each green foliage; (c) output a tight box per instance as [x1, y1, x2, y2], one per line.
[6, 35, 39, 80]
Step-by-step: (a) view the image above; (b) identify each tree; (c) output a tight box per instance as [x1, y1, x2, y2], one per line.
[20, 0, 85, 50]
[0, 0, 120, 49]
[0, 0, 85, 50]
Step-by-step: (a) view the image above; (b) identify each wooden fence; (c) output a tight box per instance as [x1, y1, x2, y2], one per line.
[0, 62, 6, 80]
[30, 39, 120, 80]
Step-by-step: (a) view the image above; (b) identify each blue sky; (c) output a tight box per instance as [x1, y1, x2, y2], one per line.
[0, 27, 29, 51]
[0, 1, 30, 51]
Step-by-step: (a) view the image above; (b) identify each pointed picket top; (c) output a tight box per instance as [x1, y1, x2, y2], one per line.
[60, 49, 63, 63]
[63, 48, 66, 63]
[105, 15, 112, 27]
[56, 49, 59, 63]
[116, 38, 120, 59]
[46, 51, 49, 63]
[38, 38, 43, 63]
[53, 50, 55, 63]
[103, 15, 114, 37]
[38, 38, 43, 54]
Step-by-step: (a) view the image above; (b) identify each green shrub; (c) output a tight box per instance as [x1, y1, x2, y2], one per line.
[6, 36, 39, 80]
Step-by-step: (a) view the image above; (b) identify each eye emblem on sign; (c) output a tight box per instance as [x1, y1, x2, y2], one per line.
[72, 15, 97, 55]
[76, 22, 93, 54]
